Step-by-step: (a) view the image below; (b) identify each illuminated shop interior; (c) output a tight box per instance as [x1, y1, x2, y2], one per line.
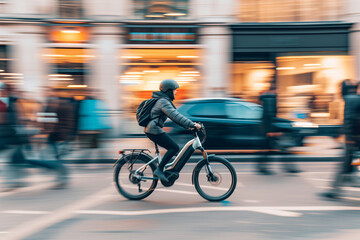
[43, 48, 94, 89]
[119, 48, 201, 112]
[232, 55, 355, 124]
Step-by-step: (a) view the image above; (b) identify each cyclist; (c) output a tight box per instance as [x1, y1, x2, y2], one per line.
[145, 79, 201, 183]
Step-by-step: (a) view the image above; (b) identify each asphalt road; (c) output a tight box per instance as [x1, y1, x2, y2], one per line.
[1, 162, 360, 240]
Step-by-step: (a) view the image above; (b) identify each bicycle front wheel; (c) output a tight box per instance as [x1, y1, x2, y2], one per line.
[193, 156, 237, 202]
[114, 153, 158, 200]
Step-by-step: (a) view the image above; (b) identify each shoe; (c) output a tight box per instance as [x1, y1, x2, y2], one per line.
[53, 172, 69, 189]
[284, 168, 302, 174]
[52, 180, 68, 189]
[319, 191, 340, 200]
[257, 168, 275, 175]
[1, 182, 26, 192]
[154, 168, 169, 183]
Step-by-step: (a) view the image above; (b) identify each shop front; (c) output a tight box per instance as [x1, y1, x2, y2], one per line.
[0, 45, 16, 85]
[43, 24, 93, 94]
[230, 22, 354, 125]
[120, 25, 202, 114]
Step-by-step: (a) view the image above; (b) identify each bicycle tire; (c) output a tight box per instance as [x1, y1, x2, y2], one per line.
[193, 156, 237, 202]
[114, 153, 158, 200]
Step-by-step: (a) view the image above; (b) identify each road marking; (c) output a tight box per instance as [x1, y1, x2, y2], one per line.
[307, 178, 332, 182]
[76, 206, 360, 218]
[156, 188, 197, 195]
[341, 196, 360, 201]
[175, 182, 239, 191]
[302, 172, 334, 175]
[3, 210, 49, 215]
[0, 182, 55, 198]
[342, 187, 360, 192]
[244, 200, 260, 203]
[251, 209, 302, 217]
[2, 186, 114, 240]
[119, 184, 197, 195]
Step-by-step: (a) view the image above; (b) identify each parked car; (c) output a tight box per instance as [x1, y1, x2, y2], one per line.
[164, 98, 318, 150]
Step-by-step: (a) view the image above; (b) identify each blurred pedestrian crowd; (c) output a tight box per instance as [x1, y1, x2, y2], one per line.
[0, 83, 111, 191]
[1, 77, 360, 201]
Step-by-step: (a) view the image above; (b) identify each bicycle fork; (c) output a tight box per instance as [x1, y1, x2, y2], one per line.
[199, 148, 218, 182]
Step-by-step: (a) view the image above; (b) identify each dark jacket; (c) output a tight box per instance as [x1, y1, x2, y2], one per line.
[144, 91, 195, 135]
[259, 92, 277, 133]
[45, 97, 76, 142]
[343, 94, 360, 141]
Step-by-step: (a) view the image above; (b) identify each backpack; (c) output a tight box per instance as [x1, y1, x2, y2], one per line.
[136, 98, 160, 127]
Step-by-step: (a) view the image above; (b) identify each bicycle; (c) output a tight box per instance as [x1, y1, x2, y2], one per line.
[113, 123, 237, 201]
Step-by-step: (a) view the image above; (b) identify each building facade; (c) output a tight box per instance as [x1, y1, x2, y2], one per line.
[0, 0, 358, 133]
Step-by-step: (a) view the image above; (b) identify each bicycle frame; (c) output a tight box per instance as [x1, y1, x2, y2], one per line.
[131, 130, 210, 180]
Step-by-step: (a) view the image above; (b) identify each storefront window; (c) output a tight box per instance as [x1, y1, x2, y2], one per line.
[239, 0, 342, 22]
[231, 62, 275, 103]
[58, 0, 83, 18]
[276, 55, 354, 124]
[133, 0, 189, 20]
[119, 48, 201, 113]
[0, 45, 20, 86]
[43, 48, 94, 89]
[232, 55, 355, 125]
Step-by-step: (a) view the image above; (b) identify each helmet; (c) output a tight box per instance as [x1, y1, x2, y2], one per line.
[159, 79, 179, 92]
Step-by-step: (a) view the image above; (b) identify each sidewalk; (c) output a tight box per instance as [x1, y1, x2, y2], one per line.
[0, 136, 344, 165]
[23, 136, 344, 164]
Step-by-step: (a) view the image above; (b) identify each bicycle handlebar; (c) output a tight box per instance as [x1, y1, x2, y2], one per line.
[190, 122, 206, 144]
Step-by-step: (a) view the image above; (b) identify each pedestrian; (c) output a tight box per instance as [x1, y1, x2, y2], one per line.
[257, 82, 301, 175]
[0, 83, 31, 189]
[320, 85, 360, 199]
[40, 88, 74, 188]
[0, 84, 71, 191]
[77, 89, 111, 164]
[341, 79, 358, 99]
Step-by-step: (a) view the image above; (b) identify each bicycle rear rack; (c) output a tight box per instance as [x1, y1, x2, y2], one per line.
[113, 149, 151, 167]
[118, 149, 151, 155]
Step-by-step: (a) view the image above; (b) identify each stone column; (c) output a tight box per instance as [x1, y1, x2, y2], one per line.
[13, 25, 45, 98]
[85, 0, 132, 19]
[92, 25, 123, 136]
[199, 25, 232, 97]
[191, 0, 238, 22]
[344, 0, 360, 80]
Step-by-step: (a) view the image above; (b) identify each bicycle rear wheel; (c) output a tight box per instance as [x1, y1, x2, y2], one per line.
[193, 156, 237, 202]
[114, 153, 158, 200]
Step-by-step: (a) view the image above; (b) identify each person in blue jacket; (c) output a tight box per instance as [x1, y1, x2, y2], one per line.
[78, 89, 111, 161]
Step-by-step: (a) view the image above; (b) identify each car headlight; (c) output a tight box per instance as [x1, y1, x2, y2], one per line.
[291, 121, 318, 128]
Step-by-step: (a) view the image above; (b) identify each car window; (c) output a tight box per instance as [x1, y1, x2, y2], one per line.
[226, 102, 263, 119]
[177, 103, 195, 115]
[188, 103, 226, 118]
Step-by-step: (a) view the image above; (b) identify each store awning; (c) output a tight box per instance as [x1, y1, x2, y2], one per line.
[230, 22, 354, 55]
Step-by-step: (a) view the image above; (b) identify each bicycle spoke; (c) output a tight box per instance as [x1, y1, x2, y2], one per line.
[114, 153, 157, 200]
[194, 157, 236, 201]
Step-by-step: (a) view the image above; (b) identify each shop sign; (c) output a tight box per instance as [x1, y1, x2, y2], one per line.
[127, 27, 197, 44]
[49, 26, 89, 43]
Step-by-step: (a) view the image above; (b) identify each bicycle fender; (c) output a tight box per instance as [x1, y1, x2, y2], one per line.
[112, 154, 125, 167]
[191, 154, 216, 184]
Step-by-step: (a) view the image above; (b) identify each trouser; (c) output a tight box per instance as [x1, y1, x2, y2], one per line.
[331, 138, 360, 190]
[146, 132, 180, 170]
[2, 144, 68, 187]
[257, 135, 297, 171]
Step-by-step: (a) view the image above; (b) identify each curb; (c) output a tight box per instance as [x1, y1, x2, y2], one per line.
[53, 155, 343, 164]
